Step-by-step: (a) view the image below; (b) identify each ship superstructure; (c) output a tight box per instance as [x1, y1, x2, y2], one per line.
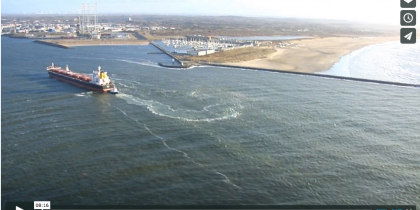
[46, 63, 115, 92]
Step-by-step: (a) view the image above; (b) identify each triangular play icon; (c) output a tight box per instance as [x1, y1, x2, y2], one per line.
[404, 32, 413, 40]
[16, 206, 23, 210]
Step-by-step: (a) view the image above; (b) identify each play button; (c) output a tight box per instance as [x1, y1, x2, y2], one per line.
[16, 206, 23, 210]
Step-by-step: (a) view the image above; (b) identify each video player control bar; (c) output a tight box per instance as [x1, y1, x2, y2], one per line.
[5, 203, 417, 210]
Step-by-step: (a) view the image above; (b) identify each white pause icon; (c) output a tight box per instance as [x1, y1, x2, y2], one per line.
[404, 0, 413, 3]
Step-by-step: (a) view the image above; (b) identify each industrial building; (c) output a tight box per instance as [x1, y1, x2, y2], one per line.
[187, 49, 215, 56]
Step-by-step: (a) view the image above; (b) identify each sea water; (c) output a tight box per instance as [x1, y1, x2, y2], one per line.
[2, 37, 419, 206]
[320, 41, 420, 85]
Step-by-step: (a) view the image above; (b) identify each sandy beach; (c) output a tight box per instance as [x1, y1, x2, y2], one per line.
[35, 36, 400, 74]
[224, 37, 399, 73]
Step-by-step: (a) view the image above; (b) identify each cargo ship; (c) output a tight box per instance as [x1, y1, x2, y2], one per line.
[46, 63, 116, 92]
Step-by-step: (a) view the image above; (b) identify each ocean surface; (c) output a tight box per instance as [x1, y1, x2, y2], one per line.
[2, 36, 420, 206]
[320, 41, 420, 85]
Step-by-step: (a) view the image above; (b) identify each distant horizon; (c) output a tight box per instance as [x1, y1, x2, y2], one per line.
[1, 13, 397, 28]
[1, 0, 400, 25]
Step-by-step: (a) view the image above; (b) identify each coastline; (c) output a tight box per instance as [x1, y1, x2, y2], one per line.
[31, 36, 401, 76]
[33, 40, 71, 49]
[223, 37, 399, 73]
[318, 40, 420, 85]
[316, 42, 374, 77]
[201, 63, 420, 88]
[33, 39, 150, 48]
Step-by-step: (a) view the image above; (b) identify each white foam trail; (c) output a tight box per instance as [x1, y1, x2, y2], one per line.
[116, 59, 164, 68]
[101, 100, 199, 164]
[186, 65, 209, 70]
[113, 78, 142, 85]
[74, 92, 91, 98]
[215, 172, 241, 189]
[116, 93, 241, 122]
[100, 100, 240, 188]
[147, 107, 240, 122]
[117, 59, 200, 71]
[320, 41, 420, 84]
[142, 123, 203, 166]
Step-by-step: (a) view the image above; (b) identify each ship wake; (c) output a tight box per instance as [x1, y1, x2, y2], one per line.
[116, 92, 242, 122]
[100, 100, 242, 189]
[116, 59, 163, 69]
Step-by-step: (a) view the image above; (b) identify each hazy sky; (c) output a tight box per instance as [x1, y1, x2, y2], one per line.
[1, 0, 400, 25]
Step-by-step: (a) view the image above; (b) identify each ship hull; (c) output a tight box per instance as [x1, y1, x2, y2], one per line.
[48, 71, 114, 92]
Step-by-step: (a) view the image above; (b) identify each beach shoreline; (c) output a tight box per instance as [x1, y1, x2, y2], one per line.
[223, 36, 399, 73]
[32, 36, 400, 75]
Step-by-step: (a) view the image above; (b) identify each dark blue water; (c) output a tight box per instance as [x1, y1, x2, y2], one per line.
[2, 37, 420, 206]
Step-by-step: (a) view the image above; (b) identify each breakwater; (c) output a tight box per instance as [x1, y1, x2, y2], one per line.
[33, 39, 150, 49]
[147, 52, 165, 54]
[150, 41, 185, 66]
[204, 63, 420, 88]
[158, 62, 194, 68]
[2, 34, 31, 39]
[33, 40, 70, 49]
